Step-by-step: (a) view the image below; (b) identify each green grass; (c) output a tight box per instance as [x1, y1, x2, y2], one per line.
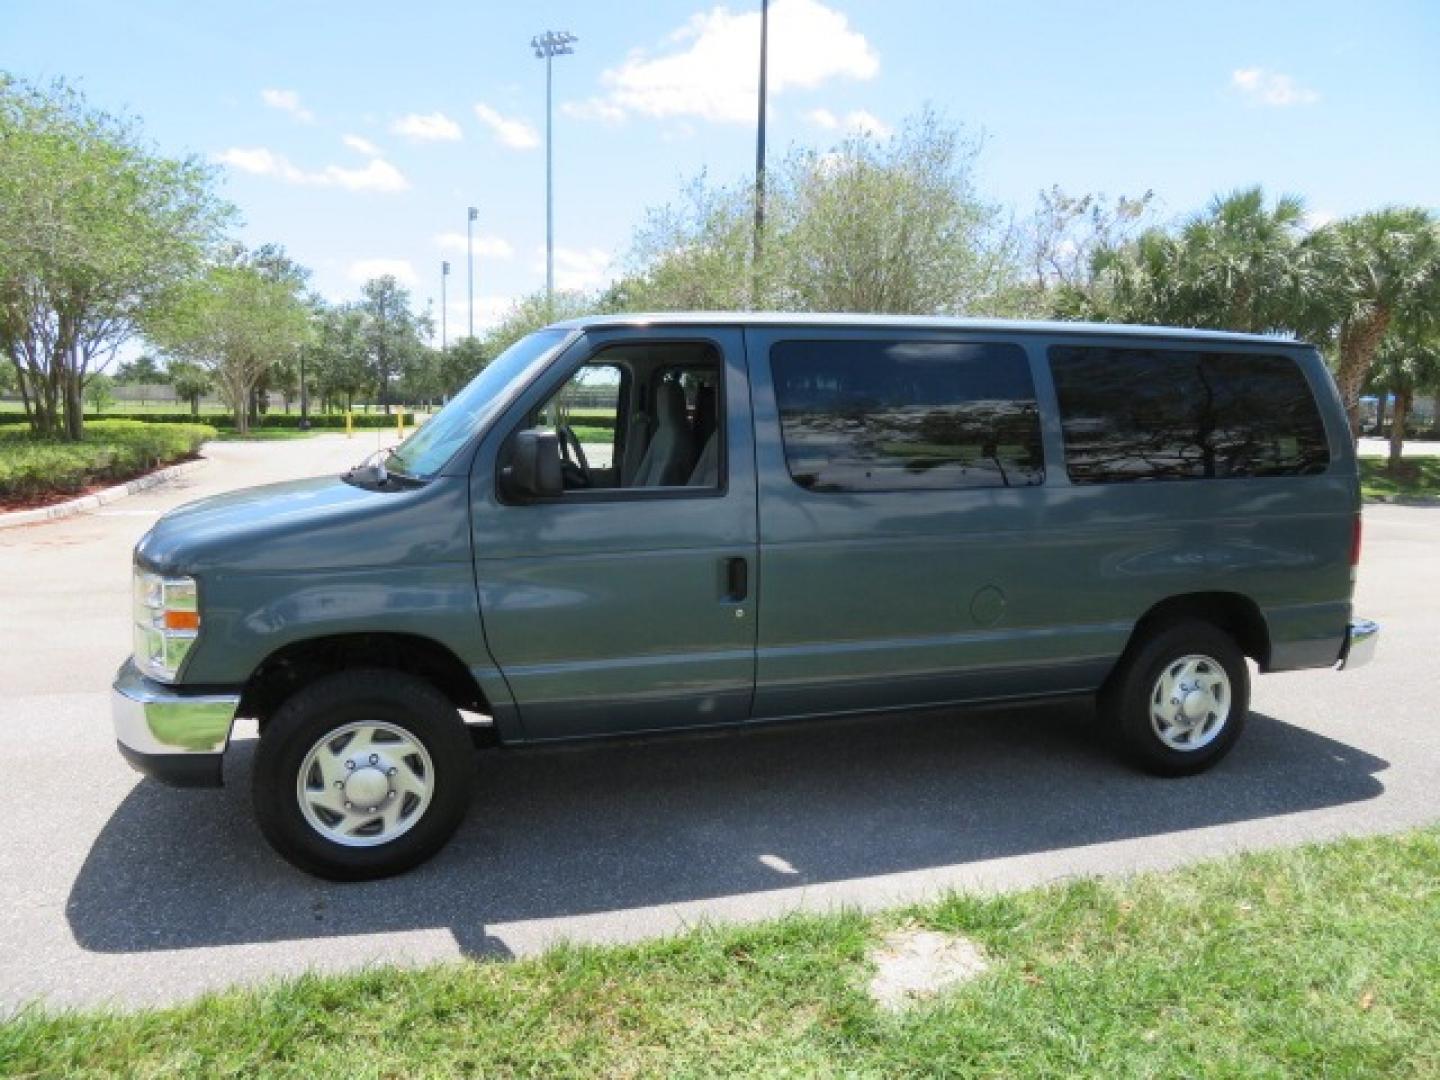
[1361, 455, 1440, 501]
[3, 828, 1436, 1077]
[0, 419, 216, 502]
[214, 428, 323, 442]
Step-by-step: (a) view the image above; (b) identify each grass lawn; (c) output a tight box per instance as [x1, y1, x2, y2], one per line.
[1361, 456, 1440, 501]
[214, 428, 324, 442]
[3, 829, 1436, 1077]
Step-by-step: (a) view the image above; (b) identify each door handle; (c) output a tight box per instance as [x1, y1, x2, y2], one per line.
[723, 557, 748, 603]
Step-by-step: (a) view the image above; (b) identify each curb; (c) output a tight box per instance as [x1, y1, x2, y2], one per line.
[0, 458, 207, 531]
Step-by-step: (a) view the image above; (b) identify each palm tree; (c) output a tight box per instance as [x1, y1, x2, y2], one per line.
[1077, 187, 1312, 334]
[1305, 208, 1440, 438]
[1368, 331, 1440, 468]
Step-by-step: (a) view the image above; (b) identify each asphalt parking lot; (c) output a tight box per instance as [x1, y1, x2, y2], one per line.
[0, 435, 1436, 1009]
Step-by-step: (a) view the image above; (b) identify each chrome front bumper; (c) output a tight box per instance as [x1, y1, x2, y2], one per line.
[1337, 618, 1380, 671]
[112, 659, 240, 787]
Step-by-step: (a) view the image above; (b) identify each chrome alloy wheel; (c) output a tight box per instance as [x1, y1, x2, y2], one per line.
[1150, 654, 1231, 751]
[296, 721, 435, 847]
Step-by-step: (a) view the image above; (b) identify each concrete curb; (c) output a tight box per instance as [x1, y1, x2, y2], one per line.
[0, 458, 206, 531]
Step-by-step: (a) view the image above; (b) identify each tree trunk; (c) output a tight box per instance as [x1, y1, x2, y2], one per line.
[1335, 311, 1392, 442]
[1388, 387, 1411, 469]
[190, 394, 200, 417]
[1375, 393, 1388, 436]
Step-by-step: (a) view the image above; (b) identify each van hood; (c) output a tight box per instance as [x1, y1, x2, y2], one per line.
[135, 473, 473, 576]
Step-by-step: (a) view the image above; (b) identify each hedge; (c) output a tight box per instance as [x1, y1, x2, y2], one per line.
[0, 411, 420, 430]
[0, 420, 216, 501]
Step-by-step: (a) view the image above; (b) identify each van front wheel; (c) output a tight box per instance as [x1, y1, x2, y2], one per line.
[252, 670, 475, 880]
[1100, 620, 1249, 777]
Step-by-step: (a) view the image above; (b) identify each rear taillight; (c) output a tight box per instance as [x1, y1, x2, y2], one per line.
[1350, 513, 1363, 569]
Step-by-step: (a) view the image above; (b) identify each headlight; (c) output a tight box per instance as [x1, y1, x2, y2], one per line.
[133, 568, 200, 683]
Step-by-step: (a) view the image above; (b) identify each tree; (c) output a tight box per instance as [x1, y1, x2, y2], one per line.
[440, 336, 490, 397]
[0, 76, 230, 439]
[114, 353, 165, 406]
[147, 251, 310, 434]
[167, 359, 210, 416]
[482, 290, 598, 358]
[617, 109, 1017, 316]
[356, 276, 431, 414]
[1306, 208, 1440, 437]
[1369, 331, 1440, 467]
[309, 303, 371, 412]
[85, 372, 114, 413]
[1074, 187, 1313, 334]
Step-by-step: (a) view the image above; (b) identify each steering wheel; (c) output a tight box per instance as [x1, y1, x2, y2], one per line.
[558, 425, 593, 488]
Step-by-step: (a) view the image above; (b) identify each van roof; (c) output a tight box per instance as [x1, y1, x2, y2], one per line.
[546, 312, 1307, 347]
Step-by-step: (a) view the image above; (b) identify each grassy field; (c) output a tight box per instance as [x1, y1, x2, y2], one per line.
[0, 420, 216, 503]
[1361, 456, 1440, 501]
[3, 828, 1436, 1077]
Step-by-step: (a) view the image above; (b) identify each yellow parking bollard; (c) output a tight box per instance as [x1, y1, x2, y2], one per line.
[345, 411, 353, 438]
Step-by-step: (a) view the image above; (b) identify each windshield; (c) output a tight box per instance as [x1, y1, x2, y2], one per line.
[384, 329, 571, 479]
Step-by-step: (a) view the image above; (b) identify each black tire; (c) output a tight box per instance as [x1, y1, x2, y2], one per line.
[1099, 619, 1250, 777]
[252, 669, 475, 881]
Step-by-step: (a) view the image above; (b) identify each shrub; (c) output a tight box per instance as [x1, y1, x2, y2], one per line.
[0, 420, 216, 501]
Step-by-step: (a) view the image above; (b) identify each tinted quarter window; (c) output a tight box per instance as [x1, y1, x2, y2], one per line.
[1049, 346, 1331, 484]
[771, 340, 1044, 492]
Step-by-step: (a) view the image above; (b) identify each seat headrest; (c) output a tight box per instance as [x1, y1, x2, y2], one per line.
[656, 381, 687, 428]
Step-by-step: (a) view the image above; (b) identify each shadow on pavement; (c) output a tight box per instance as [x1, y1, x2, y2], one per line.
[67, 702, 1387, 958]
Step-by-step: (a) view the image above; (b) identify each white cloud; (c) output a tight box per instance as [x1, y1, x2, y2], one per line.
[473, 103, 540, 149]
[1231, 68, 1320, 107]
[342, 134, 381, 156]
[570, 0, 877, 126]
[533, 246, 614, 292]
[561, 98, 628, 124]
[390, 111, 463, 142]
[215, 147, 410, 192]
[439, 294, 514, 337]
[805, 106, 890, 137]
[434, 231, 515, 259]
[260, 88, 314, 123]
[347, 258, 419, 286]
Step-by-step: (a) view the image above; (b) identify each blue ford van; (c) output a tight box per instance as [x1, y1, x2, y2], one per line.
[114, 315, 1378, 879]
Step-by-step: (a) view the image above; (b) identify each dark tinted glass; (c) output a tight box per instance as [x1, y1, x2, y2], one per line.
[771, 340, 1044, 492]
[1049, 346, 1330, 484]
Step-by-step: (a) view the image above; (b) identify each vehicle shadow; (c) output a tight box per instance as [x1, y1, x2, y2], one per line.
[67, 703, 1387, 957]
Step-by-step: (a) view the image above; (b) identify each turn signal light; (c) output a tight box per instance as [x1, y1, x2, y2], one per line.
[164, 610, 200, 631]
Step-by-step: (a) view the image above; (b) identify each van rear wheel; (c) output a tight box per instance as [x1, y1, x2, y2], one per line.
[1100, 619, 1249, 776]
[252, 669, 475, 880]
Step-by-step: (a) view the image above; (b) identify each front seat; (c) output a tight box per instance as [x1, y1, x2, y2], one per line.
[631, 381, 694, 487]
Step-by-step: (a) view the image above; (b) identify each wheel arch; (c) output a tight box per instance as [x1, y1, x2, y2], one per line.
[237, 632, 490, 729]
[1116, 592, 1272, 676]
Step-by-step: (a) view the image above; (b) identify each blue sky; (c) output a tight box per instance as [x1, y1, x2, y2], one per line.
[4, 0, 1438, 335]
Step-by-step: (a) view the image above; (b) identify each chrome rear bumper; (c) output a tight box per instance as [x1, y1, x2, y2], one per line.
[112, 659, 239, 787]
[1337, 618, 1379, 671]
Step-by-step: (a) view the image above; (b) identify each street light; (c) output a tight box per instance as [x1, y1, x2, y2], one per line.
[466, 207, 477, 338]
[441, 260, 451, 353]
[532, 29, 577, 312]
[752, 0, 769, 308]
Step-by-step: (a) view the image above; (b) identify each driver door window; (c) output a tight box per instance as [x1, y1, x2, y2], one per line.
[532, 363, 625, 490]
[525, 343, 725, 494]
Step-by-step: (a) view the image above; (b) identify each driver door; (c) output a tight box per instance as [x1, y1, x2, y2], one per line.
[469, 328, 758, 741]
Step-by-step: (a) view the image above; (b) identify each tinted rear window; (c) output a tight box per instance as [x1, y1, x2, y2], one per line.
[771, 339, 1044, 492]
[1048, 346, 1330, 484]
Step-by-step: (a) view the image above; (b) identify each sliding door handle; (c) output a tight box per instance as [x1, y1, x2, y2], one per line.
[723, 556, 749, 603]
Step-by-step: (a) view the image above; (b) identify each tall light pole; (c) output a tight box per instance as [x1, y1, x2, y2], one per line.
[752, 0, 769, 309]
[466, 207, 477, 338]
[532, 29, 577, 313]
[441, 260, 450, 353]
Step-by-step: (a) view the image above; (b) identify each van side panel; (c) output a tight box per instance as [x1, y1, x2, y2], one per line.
[747, 329, 1354, 722]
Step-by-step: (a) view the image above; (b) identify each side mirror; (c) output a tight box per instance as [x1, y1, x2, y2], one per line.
[502, 429, 563, 499]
